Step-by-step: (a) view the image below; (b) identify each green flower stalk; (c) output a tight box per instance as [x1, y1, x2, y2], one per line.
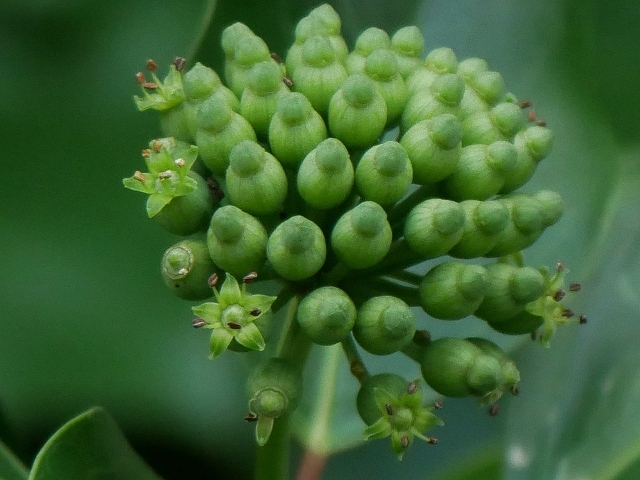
[353, 296, 416, 355]
[356, 374, 443, 459]
[448, 199, 510, 258]
[364, 49, 409, 125]
[207, 205, 268, 278]
[405, 47, 458, 94]
[404, 198, 465, 259]
[390, 26, 425, 79]
[355, 141, 413, 206]
[461, 102, 526, 146]
[161, 238, 219, 300]
[226, 140, 288, 216]
[123, 138, 216, 235]
[192, 273, 277, 359]
[297, 286, 356, 345]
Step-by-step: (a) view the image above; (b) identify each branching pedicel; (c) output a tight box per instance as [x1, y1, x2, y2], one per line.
[124, 3, 585, 465]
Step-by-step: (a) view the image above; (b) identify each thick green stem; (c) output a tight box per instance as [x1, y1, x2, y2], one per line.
[255, 414, 291, 480]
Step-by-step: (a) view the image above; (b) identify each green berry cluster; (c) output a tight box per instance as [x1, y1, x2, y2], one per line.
[124, 4, 585, 458]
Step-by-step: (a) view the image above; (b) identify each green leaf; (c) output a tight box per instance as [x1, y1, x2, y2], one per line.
[28, 407, 161, 480]
[0, 438, 28, 480]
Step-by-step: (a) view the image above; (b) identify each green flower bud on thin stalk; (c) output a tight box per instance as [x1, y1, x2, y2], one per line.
[461, 102, 525, 146]
[161, 238, 219, 300]
[405, 47, 458, 94]
[364, 49, 409, 125]
[266, 216, 326, 281]
[353, 296, 416, 355]
[226, 140, 288, 215]
[328, 74, 387, 149]
[246, 358, 303, 445]
[207, 205, 268, 278]
[356, 374, 443, 459]
[268, 92, 328, 168]
[296, 286, 356, 345]
[448, 200, 510, 258]
[355, 141, 413, 206]
[419, 261, 488, 320]
[459, 70, 506, 118]
[346, 27, 392, 74]
[403, 199, 465, 259]
[297, 138, 353, 209]
[500, 125, 554, 193]
[195, 95, 257, 176]
[331, 201, 392, 269]
[400, 114, 462, 184]
[391, 26, 425, 79]
[221, 22, 255, 61]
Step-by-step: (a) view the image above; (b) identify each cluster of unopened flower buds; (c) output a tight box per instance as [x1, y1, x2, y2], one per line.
[124, 4, 585, 458]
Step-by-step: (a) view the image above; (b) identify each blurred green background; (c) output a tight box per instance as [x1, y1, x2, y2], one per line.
[1, 0, 639, 479]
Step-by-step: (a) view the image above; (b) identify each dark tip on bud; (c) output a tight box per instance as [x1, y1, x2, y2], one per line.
[227, 321, 242, 330]
[173, 56, 186, 72]
[208, 273, 219, 288]
[250, 307, 261, 317]
[520, 100, 532, 109]
[133, 170, 146, 183]
[489, 404, 500, 416]
[135, 72, 147, 84]
[244, 412, 258, 422]
[434, 400, 443, 409]
[400, 436, 409, 448]
[349, 360, 367, 379]
[569, 282, 581, 292]
[192, 317, 208, 328]
[146, 59, 158, 72]
[427, 437, 438, 445]
[562, 308, 574, 318]
[243, 272, 258, 283]
[152, 140, 163, 153]
[385, 403, 394, 416]
[283, 76, 294, 87]
[553, 290, 566, 301]
[142, 82, 158, 90]
[270, 52, 283, 63]
[407, 382, 418, 395]
[579, 314, 587, 324]
[413, 330, 431, 346]
[527, 109, 536, 122]
[511, 386, 520, 396]
[536, 119, 547, 127]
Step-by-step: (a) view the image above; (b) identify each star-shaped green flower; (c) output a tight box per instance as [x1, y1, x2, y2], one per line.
[192, 274, 277, 359]
[134, 64, 185, 112]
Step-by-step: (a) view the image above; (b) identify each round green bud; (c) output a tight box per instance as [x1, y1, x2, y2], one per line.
[404, 199, 466, 259]
[357, 373, 414, 426]
[161, 238, 219, 300]
[353, 296, 416, 355]
[247, 357, 303, 416]
[226, 140, 288, 215]
[500, 125, 554, 193]
[355, 141, 413, 206]
[456, 57, 489, 79]
[240, 60, 289, 138]
[391, 26, 425, 79]
[296, 286, 356, 345]
[221, 22, 254, 60]
[419, 261, 488, 320]
[195, 96, 257, 176]
[441, 141, 517, 201]
[268, 92, 328, 168]
[225, 34, 272, 98]
[364, 49, 409, 125]
[465, 337, 520, 388]
[207, 205, 268, 278]
[461, 102, 525, 145]
[448, 200, 510, 258]
[486, 310, 544, 336]
[330, 201, 392, 268]
[266, 216, 326, 281]
[328, 74, 387, 148]
[474, 263, 545, 323]
[297, 138, 354, 209]
[532, 190, 563, 227]
[400, 114, 462, 184]
[309, 4, 343, 36]
[406, 47, 458, 94]
[346, 27, 391, 74]
[462, 70, 506, 113]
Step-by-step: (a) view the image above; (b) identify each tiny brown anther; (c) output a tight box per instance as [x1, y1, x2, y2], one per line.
[208, 273, 219, 288]
[520, 100, 532, 109]
[579, 314, 587, 324]
[173, 56, 186, 71]
[407, 382, 418, 394]
[283, 76, 294, 87]
[536, 119, 547, 127]
[553, 290, 566, 301]
[427, 437, 438, 445]
[174, 158, 186, 167]
[527, 109, 536, 122]
[385, 403, 394, 416]
[489, 404, 500, 416]
[433, 400, 443, 409]
[556, 261, 565, 271]
[133, 171, 146, 182]
[569, 282, 581, 292]
[249, 308, 261, 317]
[206, 177, 225, 202]
[135, 72, 147, 84]
[511, 386, 520, 396]
[146, 59, 158, 72]
[562, 308, 574, 318]
[243, 272, 258, 283]
[142, 82, 158, 90]
[244, 413, 258, 422]
[141, 148, 151, 158]
[192, 318, 207, 328]
[152, 140, 163, 152]
[270, 52, 283, 63]
[227, 322, 242, 330]
[400, 436, 409, 448]
[157, 170, 172, 179]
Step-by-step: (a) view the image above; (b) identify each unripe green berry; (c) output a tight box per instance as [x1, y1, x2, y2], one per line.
[355, 141, 413, 206]
[448, 200, 510, 258]
[296, 286, 356, 345]
[297, 138, 354, 209]
[268, 92, 328, 168]
[330, 201, 392, 268]
[353, 296, 416, 355]
[441, 141, 517, 201]
[461, 102, 525, 145]
[328, 74, 387, 148]
[226, 140, 288, 215]
[500, 125, 554, 192]
[266, 216, 326, 281]
[406, 47, 458, 94]
[404, 199, 465, 259]
[364, 49, 409, 125]
[207, 205, 268, 277]
[161, 238, 219, 300]
[419, 261, 488, 320]
[391, 26, 425, 79]
[346, 27, 391, 74]
[400, 114, 462, 184]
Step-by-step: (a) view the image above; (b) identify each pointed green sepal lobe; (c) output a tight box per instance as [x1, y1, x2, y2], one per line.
[255, 416, 275, 446]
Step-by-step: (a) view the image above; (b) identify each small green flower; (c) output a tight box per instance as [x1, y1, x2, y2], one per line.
[192, 274, 276, 359]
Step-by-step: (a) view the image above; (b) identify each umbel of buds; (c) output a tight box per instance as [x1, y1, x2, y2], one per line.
[125, 3, 585, 460]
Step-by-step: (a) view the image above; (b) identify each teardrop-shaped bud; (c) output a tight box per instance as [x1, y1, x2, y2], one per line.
[500, 125, 554, 193]
[485, 310, 544, 336]
[406, 47, 458, 94]
[364, 49, 409, 125]
[346, 27, 392, 74]
[331, 201, 392, 269]
[355, 141, 413, 206]
[465, 337, 520, 390]
[448, 200, 510, 258]
[391, 26, 425, 79]
[456, 57, 489, 80]
[419, 261, 488, 320]
[268, 92, 328, 168]
[207, 205, 268, 278]
[221, 22, 254, 61]
[161, 238, 220, 300]
[460, 70, 506, 117]
[296, 286, 356, 345]
[404, 199, 465, 259]
[225, 33, 273, 98]
[266, 216, 326, 281]
[226, 140, 288, 215]
[353, 296, 416, 355]
[461, 102, 525, 145]
[328, 73, 388, 149]
[297, 138, 354, 209]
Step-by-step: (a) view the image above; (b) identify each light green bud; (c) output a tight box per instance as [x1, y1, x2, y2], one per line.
[225, 34, 273, 98]
[448, 200, 510, 258]
[404, 199, 465, 259]
[391, 26, 425, 79]
[162, 238, 219, 300]
[500, 125, 554, 192]
[461, 102, 526, 145]
[346, 27, 392, 74]
[406, 47, 458, 94]
[296, 286, 356, 345]
[460, 70, 506, 117]
[456, 57, 489, 80]
[364, 49, 409, 125]
[355, 141, 413, 206]
[353, 296, 416, 355]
